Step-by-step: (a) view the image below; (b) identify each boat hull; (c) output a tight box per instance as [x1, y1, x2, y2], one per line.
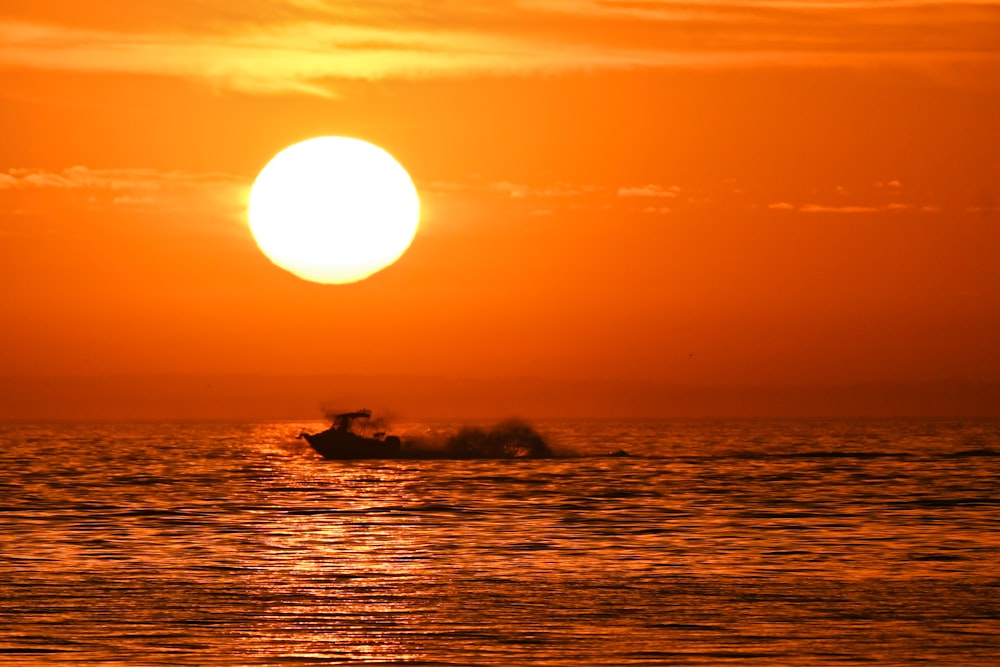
[301, 430, 402, 460]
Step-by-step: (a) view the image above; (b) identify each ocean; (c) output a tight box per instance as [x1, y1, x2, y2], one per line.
[1, 419, 998, 665]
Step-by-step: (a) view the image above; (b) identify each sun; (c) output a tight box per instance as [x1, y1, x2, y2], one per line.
[247, 137, 420, 284]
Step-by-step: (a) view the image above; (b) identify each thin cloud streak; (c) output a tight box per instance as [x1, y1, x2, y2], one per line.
[618, 185, 681, 197]
[768, 202, 938, 214]
[0, 20, 675, 96]
[0, 166, 248, 192]
[1, 0, 998, 96]
[431, 177, 953, 216]
[0, 167, 251, 223]
[0, 169, 965, 222]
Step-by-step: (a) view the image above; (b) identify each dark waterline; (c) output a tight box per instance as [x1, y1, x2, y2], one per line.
[1, 419, 998, 665]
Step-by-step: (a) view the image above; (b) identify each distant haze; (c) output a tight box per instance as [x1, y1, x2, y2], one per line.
[3, 375, 999, 421]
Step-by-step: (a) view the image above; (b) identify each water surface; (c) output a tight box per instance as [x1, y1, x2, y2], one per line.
[1, 419, 998, 665]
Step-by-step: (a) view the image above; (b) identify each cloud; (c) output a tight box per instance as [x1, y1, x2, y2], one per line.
[432, 177, 949, 217]
[766, 201, 944, 214]
[1, 1, 997, 96]
[617, 184, 681, 198]
[0, 166, 250, 222]
[489, 181, 598, 198]
[441, 177, 694, 213]
[799, 204, 883, 214]
[799, 203, 912, 214]
[529, 0, 1000, 54]
[490, 181, 529, 198]
[0, 19, 687, 97]
[0, 166, 247, 192]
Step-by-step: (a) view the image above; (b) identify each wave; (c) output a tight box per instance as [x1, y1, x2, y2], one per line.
[403, 419, 554, 459]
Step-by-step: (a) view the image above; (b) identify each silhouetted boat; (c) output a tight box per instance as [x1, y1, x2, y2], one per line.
[299, 410, 617, 460]
[298, 409, 402, 460]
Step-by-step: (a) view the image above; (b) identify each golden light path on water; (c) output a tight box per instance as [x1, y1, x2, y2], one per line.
[0, 419, 998, 664]
[251, 463, 427, 662]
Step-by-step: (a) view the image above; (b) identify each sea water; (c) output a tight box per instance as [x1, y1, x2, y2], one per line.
[0, 419, 998, 665]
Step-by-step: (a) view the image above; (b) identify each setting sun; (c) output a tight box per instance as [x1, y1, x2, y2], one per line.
[247, 137, 420, 284]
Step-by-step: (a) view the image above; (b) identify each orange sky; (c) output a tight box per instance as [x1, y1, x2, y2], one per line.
[2, 1, 999, 418]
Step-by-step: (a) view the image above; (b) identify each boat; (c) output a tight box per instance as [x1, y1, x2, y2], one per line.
[299, 410, 609, 460]
[298, 409, 402, 460]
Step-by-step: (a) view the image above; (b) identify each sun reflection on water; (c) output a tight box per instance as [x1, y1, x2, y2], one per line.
[1, 420, 998, 664]
[235, 454, 434, 663]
